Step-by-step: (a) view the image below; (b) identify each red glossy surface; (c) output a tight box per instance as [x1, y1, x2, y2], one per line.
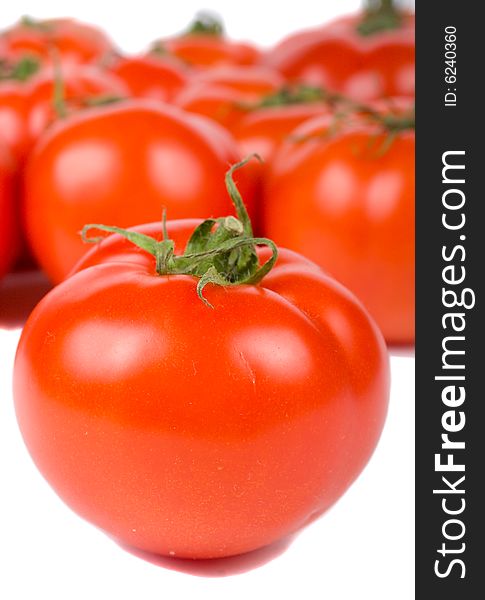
[0, 146, 18, 278]
[108, 55, 187, 101]
[0, 82, 30, 162]
[188, 65, 285, 96]
[14, 219, 389, 559]
[231, 104, 331, 223]
[264, 115, 415, 343]
[174, 83, 250, 129]
[22, 101, 255, 282]
[233, 103, 330, 163]
[174, 66, 284, 130]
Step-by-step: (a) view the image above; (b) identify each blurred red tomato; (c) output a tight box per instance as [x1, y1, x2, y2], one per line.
[231, 102, 330, 224]
[264, 8, 414, 101]
[188, 65, 285, 95]
[0, 17, 115, 65]
[107, 55, 187, 101]
[25, 64, 127, 144]
[161, 36, 260, 69]
[175, 83, 249, 130]
[0, 63, 127, 165]
[23, 100, 255, 282]
[233, 102, 329, 163]
[174, 65, 284, 129]
[264, 112, 415, 343]
[151, 14, 260, 68]
[0, 82, 30, 162]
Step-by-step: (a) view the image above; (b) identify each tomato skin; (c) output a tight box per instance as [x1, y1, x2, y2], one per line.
[174, 83, 251, 130]
[0, 18, 114, 65]
[228, 104, 330, 223]
[174, 66, 285, 130]
[0, 65, 125, 271]
[0, 83, 30, 162]
[154, 35, 260, 69]
[264, 115, 415, 344]
[25, 65, 128, 147]
[0, 146, 18, 278]
[22, 101, 255, 283]
[0, 65, 127, 165]
[264, 13, 415, 101]
[233, 102, 330, 163]
[14, 219, 389, 559]
[107, 55, 187, 101]
[187, 65, 285, 96]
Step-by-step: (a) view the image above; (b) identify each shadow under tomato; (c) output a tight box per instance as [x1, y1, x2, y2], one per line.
[118, 533, 296, 578]
[0, 270, 52, 329]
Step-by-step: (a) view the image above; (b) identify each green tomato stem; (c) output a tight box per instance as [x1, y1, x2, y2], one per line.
[81, 156, 278, 308]
[185, 12, 224, 36]
[357, 0, 403, 36]
[0, 56, 40, 81]
[51, 51, 67, 119]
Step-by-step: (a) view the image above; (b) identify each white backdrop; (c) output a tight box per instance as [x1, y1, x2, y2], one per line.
[0, 2, 415, 599]
[0, 0, 414, 49]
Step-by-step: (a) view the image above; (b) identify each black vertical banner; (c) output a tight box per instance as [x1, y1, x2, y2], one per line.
[416, 2, 483, 597]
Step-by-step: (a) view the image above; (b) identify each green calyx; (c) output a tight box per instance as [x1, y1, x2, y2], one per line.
[376, 109, 414, 133]
[255, 85, 327, 109]
[357, 0, 403, 36]
[150, 44, 168, 57]
[84, 95, 125, 107]
[81, 155, 278, 308]
[349, 102, 414, 156]
[356, 101, 415, 133]
[52, 52, 67, 119]
[243, 84, 349, 113]
[0, 56, 40, 81]
[255, 84, 415, 135]
[253, 84, 414, 128]
[20, 15, 53, 32]
[185, 12, 224, 36]
[149, 13, 224, 59]
[49, 53, 125, 119]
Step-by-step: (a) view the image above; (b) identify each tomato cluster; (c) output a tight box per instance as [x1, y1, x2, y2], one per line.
[2, 5, 413, 561]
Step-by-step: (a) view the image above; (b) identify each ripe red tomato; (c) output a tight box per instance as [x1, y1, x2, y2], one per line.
[23, 101, 255, 283]
[0, 56, 43, 160]
[0, 145, 18, 278]
[264, 113, 415, 343]
[0, 64, 127, 165]
[0, 82, 30, 162]
[107, 55, 187, 101]
[233, 102, 330, 163]
[156, 36, 259, 69]
[174, 65, 284, 130]
[151, 14, 260, 69]
[187, 65, 285, 96]
[174, 83, 251, 130]
[24, 64, 128, 144]
[14, 206, 389, 558]
[229, 102, 330, 218]
[0, 17, 114, 65]
[264, 9, 414, 101]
